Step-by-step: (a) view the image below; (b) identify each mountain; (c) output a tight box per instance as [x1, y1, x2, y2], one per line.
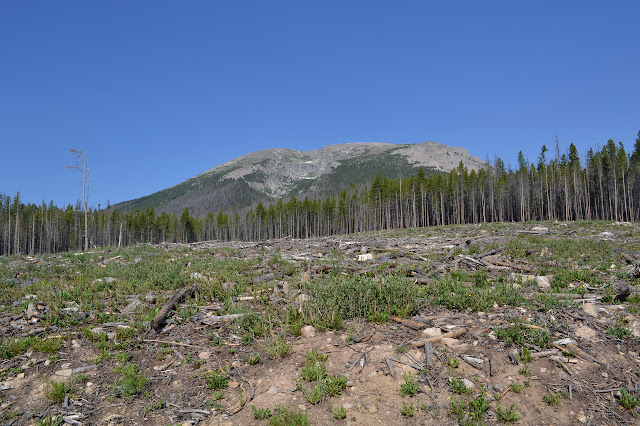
[113, 141, 486, 216]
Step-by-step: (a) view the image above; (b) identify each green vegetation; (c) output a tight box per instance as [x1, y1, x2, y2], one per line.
[45, 381, 72, 404]
[295, 349, 347, 405]
[332, 406, 347, 420]
[496, 404, 520, 423]
[400, 372, 419, 397]
[449, 378, 473, 395]
[619, 388, 640, 410]
[494, 320, 550, 348]
[110, 363, 148, 398]
[269, 405, 309, 426]
[401, 401, 415, 417]
[251, 406, 272, 420]
[203, 368, 229, 390]
[543, 392, 561, 406]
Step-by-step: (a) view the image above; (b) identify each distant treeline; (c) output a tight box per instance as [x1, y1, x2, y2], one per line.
[2, 135, 640, 255]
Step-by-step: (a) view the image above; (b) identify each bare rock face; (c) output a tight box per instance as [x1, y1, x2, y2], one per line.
[200, 141, 486, 199]
[116, 141, 487, 215]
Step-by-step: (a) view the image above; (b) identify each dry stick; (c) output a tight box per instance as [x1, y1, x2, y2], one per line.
[386, 357, 396, 378]
[388, 357, 422, 371]
[424, 342, 434, 368]
[405, 353, 424, 369]
[530, 349, 559, 359]
[553, 342, 604, 365]
[411, 328, 467, 347]
[348, 353, 365, 372]
[143, 339, 208, 350]
[151, 286, 197, 330]
[391, 316, 429, 330]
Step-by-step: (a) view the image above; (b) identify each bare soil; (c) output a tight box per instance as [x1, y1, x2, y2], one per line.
[2, 222, 640, 425]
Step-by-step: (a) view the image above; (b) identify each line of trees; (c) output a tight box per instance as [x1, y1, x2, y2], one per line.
[2, 134, 639, 255]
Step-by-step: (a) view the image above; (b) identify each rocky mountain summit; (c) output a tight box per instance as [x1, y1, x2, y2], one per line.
[115, 141, 485, 215]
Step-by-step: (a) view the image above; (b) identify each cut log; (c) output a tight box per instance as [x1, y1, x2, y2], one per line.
[391, 316, 429, 330]
[151, 286, 197, 330]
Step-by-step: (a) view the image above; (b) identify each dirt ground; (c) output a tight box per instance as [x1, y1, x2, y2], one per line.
[1, 221, 640, 425]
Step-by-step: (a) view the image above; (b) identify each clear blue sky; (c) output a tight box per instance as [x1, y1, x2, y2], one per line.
[2, 1, 639, 208]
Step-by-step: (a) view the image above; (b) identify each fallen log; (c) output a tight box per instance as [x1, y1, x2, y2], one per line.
[151, 286, 197, 331]
[391, 316, 430, 330]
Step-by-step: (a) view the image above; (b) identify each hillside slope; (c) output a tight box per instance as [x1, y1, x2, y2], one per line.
[114, 141, 486, 215]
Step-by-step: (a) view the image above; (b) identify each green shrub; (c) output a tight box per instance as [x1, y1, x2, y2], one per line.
[496, 404, 520, 422]
[251, 405, 272, 420]
[619, 388, 640, 410]
[111, 363, 148, 397]
[269, 405, 309, 426]
[400, 372, 419, 397]
[46, 380, 72, 404]
[203, 368, 229, 390]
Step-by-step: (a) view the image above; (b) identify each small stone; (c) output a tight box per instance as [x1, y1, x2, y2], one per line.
[422, 327, 442, 338]
[16, 373, 24, 379]
[121, 298, 142, 315]
[222, 282, 236, 291]
[577, 411, 587, 423]
[145, 292, 157, 304]
[55, 368, 72, 377]
[198, 351, 211, 360]
[25, 303, 39, 319]
[228, 380, 239, 388]
[575, 326, 598, 340]
[357, 253, 373, 262]
[231, 360, 242, 368]
[297, 404, 307, 411]
[462, 378, 475, 389]
[342, 403, 354, 410]
[581, 303, 598, 317]
[494, 383, 504, 393]
[535, 275, 552, 289]
[367, 404, 378, 413]
[267, 385, 279, 395]
[540, 367, 548, 373]
[301, 325, 316, 339]
[71, 339, 81, 349]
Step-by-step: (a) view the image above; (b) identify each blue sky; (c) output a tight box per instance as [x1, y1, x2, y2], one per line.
[2, 1, 639, 207]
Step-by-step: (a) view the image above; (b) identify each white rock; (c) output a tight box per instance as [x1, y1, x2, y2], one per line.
[535, 275, 552, 289]
[422, 327, 442, 338]
[55, 368, 72, 377]
[198, 351, 211, 360]
[357, 253, 373, 261]
[25, 303, 39, 319]
[581, 303, 598, 317]
[267, 385, 279, 395]
[301, 325, 316, 339]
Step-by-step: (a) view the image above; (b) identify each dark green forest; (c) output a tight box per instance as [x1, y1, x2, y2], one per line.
[2, 134, 640, 255]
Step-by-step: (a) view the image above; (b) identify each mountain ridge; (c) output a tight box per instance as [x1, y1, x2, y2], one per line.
[114, 141, 486, 216]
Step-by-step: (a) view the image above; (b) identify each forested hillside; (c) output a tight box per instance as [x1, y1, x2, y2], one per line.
[2, 135, 639, 255]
